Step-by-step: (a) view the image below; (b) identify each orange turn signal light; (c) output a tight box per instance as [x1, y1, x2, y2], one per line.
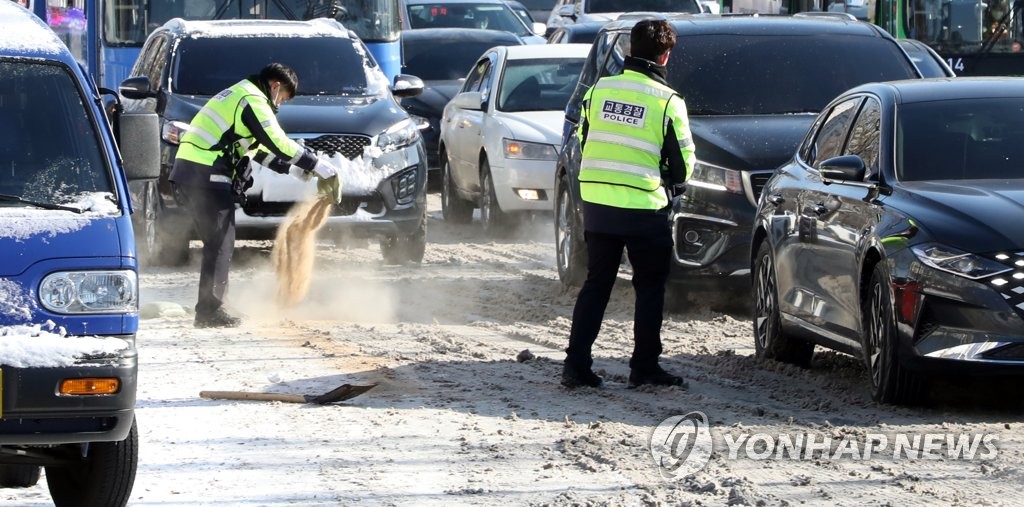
[60, 378, 120, 395]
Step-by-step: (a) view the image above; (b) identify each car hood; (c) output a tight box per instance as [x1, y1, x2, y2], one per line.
[494, 110, 564, 144]
[690, 115, 816, 172]
[893, 180, 1024, 251]
[165, 94, 407, 137]
[400, 80, 461, 119]
[579, 13, 619, 22]
[0, 214, 123, 277]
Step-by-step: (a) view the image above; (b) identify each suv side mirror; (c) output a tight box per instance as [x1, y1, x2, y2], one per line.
[119, 76, 156, 100]
[820, 155, 866, 182]
[453, 91, 483, 111]
[392, 74, 424, 98]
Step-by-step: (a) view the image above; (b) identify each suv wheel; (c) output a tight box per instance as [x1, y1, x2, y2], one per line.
[864, 262, 926, 404]
[480, 157, 514, 236]
[753, 241, 813, 367]
[46, 418, 138, 507]
[555, 173, 586, 287]
[441, 154, 472, 224]
[137, 181, 189, 267]
[0, 464, 41, 487]
[380, 208, 427, 265]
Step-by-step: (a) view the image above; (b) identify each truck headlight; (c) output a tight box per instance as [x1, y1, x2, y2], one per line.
[376, 118, 421, 153]
[503, 139, 558, 160]
[40, 271, 138, 314]
[687, 160, 743, 193]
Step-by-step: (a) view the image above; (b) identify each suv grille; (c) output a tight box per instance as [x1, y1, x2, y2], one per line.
[304, 134, 372, 159]
[985, 251, 1024, 321]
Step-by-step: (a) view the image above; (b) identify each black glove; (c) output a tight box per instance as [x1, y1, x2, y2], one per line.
[231, 156, 252, 206]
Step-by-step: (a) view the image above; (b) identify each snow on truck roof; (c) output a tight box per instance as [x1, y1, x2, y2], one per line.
[0, 1, 70, 56]
[167, 18, 352, 39]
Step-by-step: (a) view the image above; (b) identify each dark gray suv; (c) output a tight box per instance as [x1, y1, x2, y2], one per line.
[554, 14, 951, 300]
[121, 18, 428, 265]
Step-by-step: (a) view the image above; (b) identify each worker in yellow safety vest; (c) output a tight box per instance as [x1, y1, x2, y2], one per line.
[169, 63, 340, 328]
[562, 19, 696, 389]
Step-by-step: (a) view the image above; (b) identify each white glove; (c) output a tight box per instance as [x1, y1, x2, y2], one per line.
[313, 159, 338, 179]
[288, 165, 312, 182]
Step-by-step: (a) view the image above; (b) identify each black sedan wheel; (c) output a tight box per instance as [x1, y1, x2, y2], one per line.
[380, 208, 427, 265]
[555, 173, 586, 287]
[440, 154, 472, 224]
[864, 263, 925, 405]
[753, 241, 813, 367]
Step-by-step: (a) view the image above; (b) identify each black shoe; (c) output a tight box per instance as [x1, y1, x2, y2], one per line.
[561, 363, 603, 388]
[194, 308, 242, 329]
[628, 366, 686, 388]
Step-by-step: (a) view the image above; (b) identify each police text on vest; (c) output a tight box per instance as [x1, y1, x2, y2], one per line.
[600, 100, 646, 128]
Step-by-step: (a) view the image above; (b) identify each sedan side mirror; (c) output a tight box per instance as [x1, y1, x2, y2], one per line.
[453, 91, 484, 111]
[119, 76, 156, 100]
[820, 155, 866, 182]
[392, 74, 424, 98]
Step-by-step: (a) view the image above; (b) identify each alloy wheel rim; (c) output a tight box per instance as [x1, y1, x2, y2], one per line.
[557, 187, 571, 273]
[481, 172, 493, 229]
[442, 162, 453, 213]
[754, 253, 774, 351]
[868, 283, 884, 387]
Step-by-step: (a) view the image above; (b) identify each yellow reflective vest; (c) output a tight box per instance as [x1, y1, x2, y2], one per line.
[578, 70, 695, 210]
[174, 79, 308, 185]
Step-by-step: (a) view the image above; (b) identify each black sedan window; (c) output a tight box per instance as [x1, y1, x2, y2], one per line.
[172, 36, 369, 96]
[587, 0, 698, 13]
[403, 38, 516, 81]
[667, 34, 916, 116]
[897, 98, 1024, 181]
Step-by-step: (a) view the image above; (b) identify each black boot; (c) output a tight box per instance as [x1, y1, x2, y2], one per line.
[561, 363, 603, 388]
[194, 308, 242, 328]
[628, 365, 686, 388]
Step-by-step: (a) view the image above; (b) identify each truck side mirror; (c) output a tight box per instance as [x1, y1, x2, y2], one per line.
[118, 112, 161, 180]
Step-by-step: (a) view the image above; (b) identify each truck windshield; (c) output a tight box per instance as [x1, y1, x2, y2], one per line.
[172, 36, 371, 96]
[0, 61, 113, 207]
[103, 0, 401, 45]
[668, 34, 917, 116]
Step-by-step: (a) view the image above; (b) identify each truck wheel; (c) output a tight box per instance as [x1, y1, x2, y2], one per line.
[46, 419, 138, 507]
[0, 464, 41, 487]
[380, 209, 426, 265]
[137, 182, 189, 267]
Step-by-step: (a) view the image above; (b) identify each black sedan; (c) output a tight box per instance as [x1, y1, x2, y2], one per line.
[400, 28, 525, 174]
[752, 78, 1024, 405]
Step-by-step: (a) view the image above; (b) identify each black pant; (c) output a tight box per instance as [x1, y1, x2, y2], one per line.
[566, 227, 672, 371]
[177, 184, 235, 315]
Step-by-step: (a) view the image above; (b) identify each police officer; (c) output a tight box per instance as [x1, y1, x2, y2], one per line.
[170, 63, 339, 328]
[562, 20, 695, 388]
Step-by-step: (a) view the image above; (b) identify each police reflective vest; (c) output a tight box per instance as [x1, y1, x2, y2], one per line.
[175, 79, 306, 182]
[578, 70, 694, 210]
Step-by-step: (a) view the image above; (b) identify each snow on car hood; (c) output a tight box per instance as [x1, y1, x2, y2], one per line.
[494, 110, 565, 145]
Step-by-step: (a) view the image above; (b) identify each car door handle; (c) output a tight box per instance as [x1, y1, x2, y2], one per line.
[766, 194, 784, 205]
[812, 203, 828, 216]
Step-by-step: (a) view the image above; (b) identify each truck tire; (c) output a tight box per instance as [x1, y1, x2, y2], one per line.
[46, 419, 138, 507]
[0, 464, 41, 487]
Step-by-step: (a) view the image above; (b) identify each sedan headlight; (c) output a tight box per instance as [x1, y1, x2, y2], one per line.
[161, 120, 190, 145]
[503, 139, 558, 160]
[39, 271, 138, 314]
[377, 118, 421, 153]
[687, 160, 743, 193]
[912, 243, 1011, 280]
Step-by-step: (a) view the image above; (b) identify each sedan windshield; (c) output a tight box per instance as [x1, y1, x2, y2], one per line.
[0, 61, 113, 207]
[897, 98, 1024, 181]
[587, 0, 699, 13]
[406, 3, 531, 37]
[667, 34, 916, 116]
[173, 36, 372, 96]
[498, 57, 584, 112]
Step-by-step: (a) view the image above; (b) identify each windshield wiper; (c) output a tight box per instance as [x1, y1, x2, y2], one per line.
[0, 194, 84, 214]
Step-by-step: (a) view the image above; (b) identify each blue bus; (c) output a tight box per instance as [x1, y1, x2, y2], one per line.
[30, 0, 402, 89]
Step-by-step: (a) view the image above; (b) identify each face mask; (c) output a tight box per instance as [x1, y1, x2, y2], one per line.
[269, 87, 280, 114]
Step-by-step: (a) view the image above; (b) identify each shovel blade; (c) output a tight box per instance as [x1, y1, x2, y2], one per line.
[308, 383, 376, 404]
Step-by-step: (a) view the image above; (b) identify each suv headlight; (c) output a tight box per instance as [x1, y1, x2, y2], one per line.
[39, 271, 138, 314]
[503, 139, 558, 160]
[377, 118, 421, 153]
[912, 243, 1011, 280]
[687, 160, 743, 193]
[161, 120, 190, 145]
